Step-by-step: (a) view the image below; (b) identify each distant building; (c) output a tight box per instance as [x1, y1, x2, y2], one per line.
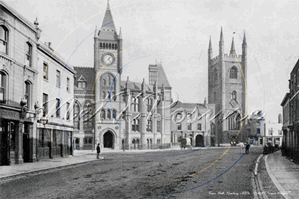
[264, 122, 283, 147]
[208, 28, 248, 144]
[170, 100, 216, 147]
[281, 59, 298, 164]
[280, 93, 290, 154]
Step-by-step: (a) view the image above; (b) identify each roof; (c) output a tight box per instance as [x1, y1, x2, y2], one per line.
[280, 93, 290, 106]
[149, 63, 172, 89]
[74, 67, 95, 90]
[101, 3, 116, 31]
[98, 2, 118, 40]
[0, 1, 37, 33]
[171, 101, 206, 111]
[120, 80, 153, 92]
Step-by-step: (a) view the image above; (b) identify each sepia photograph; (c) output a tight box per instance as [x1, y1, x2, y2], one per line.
[0, 0, 298, 198]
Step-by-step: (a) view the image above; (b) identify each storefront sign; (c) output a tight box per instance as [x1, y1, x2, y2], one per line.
[0, 109, 20, 120]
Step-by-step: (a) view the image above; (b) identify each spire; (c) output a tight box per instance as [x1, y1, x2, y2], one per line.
[230, 37, 236, 55]
[125, 76, 129, 90]
[220, 27, 223, 42]
[101, 0, 116, 31]
[119, 27, 122, 39]
[243, 30, 247, 45]
[209, 36, 212, 50]
[94, 25, 97, 37]
[153, 81, 157, 98]
[141, 78, 146, 93]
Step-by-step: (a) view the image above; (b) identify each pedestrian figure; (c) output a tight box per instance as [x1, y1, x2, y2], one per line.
[245, 142, 250, 154]
[96, 143, 101, 159]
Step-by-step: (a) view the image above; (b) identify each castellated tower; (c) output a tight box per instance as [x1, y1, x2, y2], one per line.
[208, 28, 247, 145]
[93, 2, 123, 149]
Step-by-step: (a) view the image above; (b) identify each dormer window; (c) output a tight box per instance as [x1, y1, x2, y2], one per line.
[77, 81, 86, 88]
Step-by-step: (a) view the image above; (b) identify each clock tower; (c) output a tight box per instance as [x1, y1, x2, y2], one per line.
[94, 1, 123, 149]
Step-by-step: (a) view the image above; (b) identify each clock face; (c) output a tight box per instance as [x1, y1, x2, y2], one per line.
[101, 53, 115, 66]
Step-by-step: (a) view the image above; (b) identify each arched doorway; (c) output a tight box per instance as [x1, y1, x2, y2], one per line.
[196, 135, 204, 147]
[103, 131, 114, 148]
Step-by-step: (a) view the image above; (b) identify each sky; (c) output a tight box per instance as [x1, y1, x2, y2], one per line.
[5, 0, 299, 123]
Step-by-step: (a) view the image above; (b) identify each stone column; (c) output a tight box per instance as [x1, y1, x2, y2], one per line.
[15, 121, 24, 164]
[125, 88, 132, 150]
[49, 129, 54, 159]
[139, 99, 147, 150]
[161, 100, 165, 144]
[61, 130, 64, 157]
[29, 122, 37, 162]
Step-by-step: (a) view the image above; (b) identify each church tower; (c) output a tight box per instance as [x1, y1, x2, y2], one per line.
[94, 1, 123, 149]
[208, 28, 247, 145]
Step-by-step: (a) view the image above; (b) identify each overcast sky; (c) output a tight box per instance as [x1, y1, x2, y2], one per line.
[6, 0, 299, 123]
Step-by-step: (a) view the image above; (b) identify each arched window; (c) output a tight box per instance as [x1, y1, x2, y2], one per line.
[232, 90, 237, 100]
[25, 42, 32, 67]
[133, 97, 139, 112]
[147, 119, 152, 132]
[115, 44, 118, 49]
[109, 43, 111, 49]
[107, 108, 111, 119]
[73, 102, 80, 129]
[132, 119, 136, 131]
[0, 71, 7, 102]
[132, 119, 139, 131]
[112, 109, 117, 119]
[101, 73, 116, 100]
[0, 26, 8, 54]
[105, 43, 108, 49]
[147, 98, 153, 112]
[83, 102, 92, 128]
[25, 81, 31, 109]
[214, 68, 218, 82]
[100, 43, 102, 49]
[230, 66, 237, 79]
[112, 91, 116, 101]
[100, 109, 105, 119]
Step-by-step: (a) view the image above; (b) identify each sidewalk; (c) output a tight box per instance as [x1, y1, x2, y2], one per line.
[266, 151, 299, 199]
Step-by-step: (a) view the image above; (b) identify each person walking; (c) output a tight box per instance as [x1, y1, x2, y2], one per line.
[245, 142, 250, 154]
[96, 143, 101, 159]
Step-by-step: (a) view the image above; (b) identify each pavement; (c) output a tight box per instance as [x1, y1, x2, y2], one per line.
[265, 150, 299, 199]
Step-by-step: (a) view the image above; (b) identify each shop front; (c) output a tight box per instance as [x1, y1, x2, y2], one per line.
[0, 107, 35, 165]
